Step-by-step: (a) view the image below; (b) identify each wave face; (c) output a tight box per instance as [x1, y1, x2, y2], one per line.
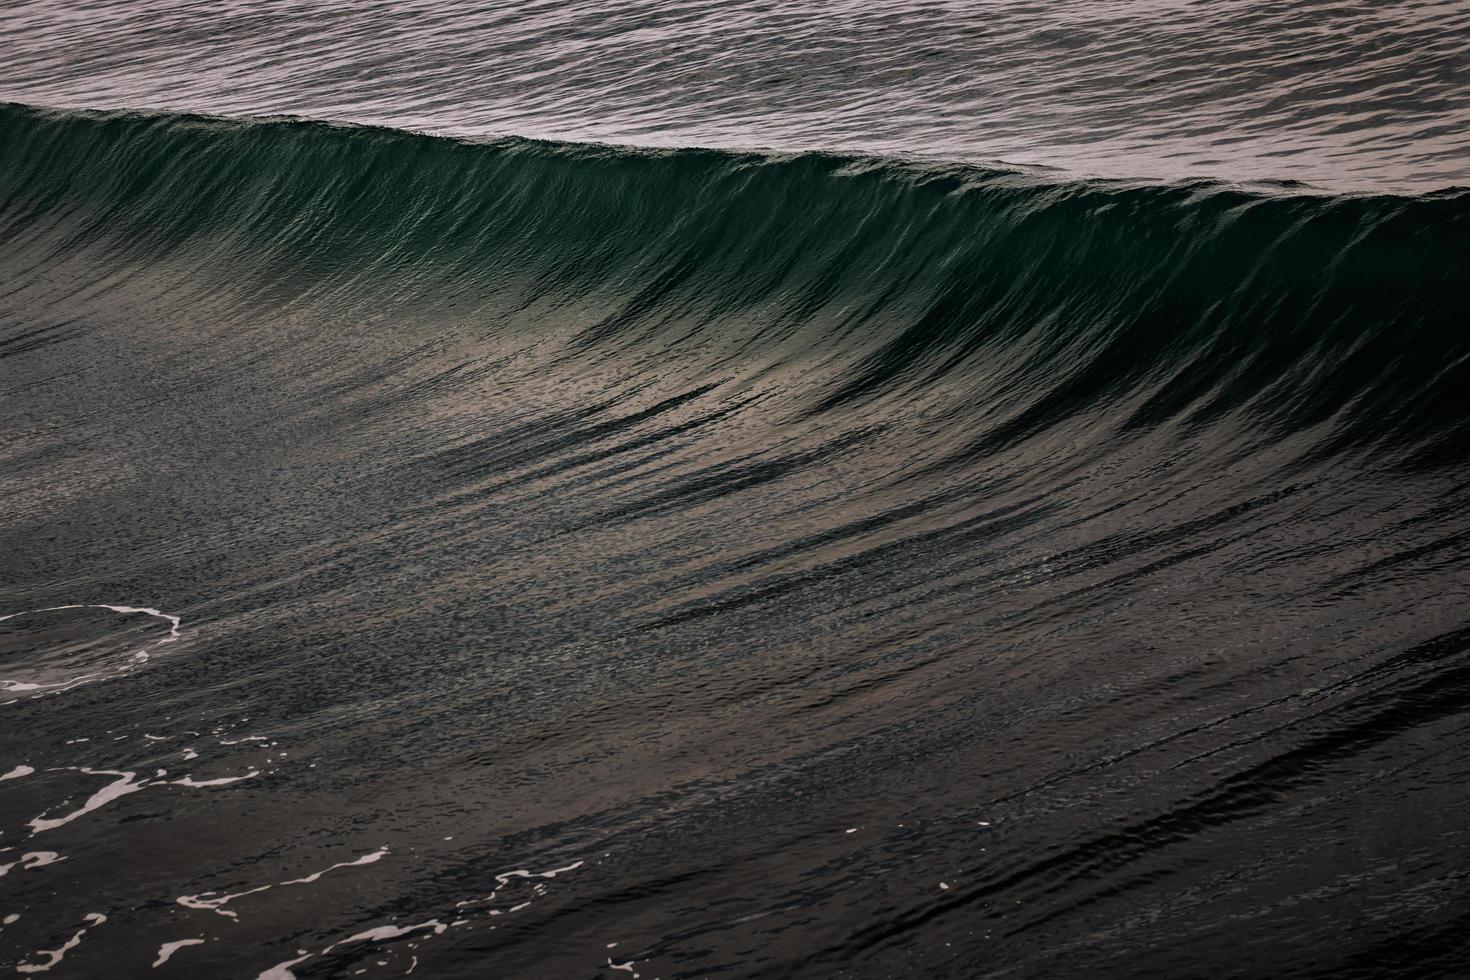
[3, 103, 1470, 978]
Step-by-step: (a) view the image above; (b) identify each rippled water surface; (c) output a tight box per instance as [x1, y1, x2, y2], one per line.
[2, 1, 1470, 978]
[6, 0, 1470, 191]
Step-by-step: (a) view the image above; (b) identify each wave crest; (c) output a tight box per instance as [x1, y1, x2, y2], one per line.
[3, 101, 1468, 469]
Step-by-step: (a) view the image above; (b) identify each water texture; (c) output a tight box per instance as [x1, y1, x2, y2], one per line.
[1, 1, 1469, 978]
[5, 0, 1469, 191]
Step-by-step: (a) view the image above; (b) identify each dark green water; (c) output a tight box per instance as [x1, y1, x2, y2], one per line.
[2, 4, 1470, 977]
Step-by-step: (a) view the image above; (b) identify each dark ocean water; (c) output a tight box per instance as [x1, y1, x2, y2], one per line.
[2, 2, 1470, 978]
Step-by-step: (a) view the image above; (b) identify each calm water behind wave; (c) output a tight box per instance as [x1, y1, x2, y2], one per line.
[5, 0, 1469, 192]
[2, 2, 1470, 978]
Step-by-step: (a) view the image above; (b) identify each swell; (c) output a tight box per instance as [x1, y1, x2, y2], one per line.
[4, 100, 1470, 979]
[2, 100, 1469, 470]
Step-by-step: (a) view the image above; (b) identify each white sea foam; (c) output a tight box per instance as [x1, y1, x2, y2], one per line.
[323, 920, 447, 953]
[172, 771, 259, 788]
[282, 847, 388, 885]
[2, 765, 34, 781]
[256, 950, 312, 980]
[29, 766, 259, 834]
[0, 851, 63, 878]
[0, 604, 180, 638]
[152, 938, 205, 967]
[253, 853, 583, 975]
[178, 885, 273, 918]
[29, 769, 147, 833]
[180, 847, 390, 919]
[15, 912, 105, 974]
[255, 915, 445, 980]
[454, 859, 584, 909]
[0, 604, 183, 700]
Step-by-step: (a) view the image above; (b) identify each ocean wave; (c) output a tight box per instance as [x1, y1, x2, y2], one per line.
[5, 93, 1470, 978]
[4, 101, 1466, 476]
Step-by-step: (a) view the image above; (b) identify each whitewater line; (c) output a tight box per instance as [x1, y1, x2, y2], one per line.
[0, 604, 181, 639]
[29, 767, 259, 834]
[0, 603, 183, 698]
[15, 913, 106, 974]
[180, 847, 389, 919]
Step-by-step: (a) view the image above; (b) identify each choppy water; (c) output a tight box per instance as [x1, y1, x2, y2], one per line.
[2, 1, 1470, 978]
